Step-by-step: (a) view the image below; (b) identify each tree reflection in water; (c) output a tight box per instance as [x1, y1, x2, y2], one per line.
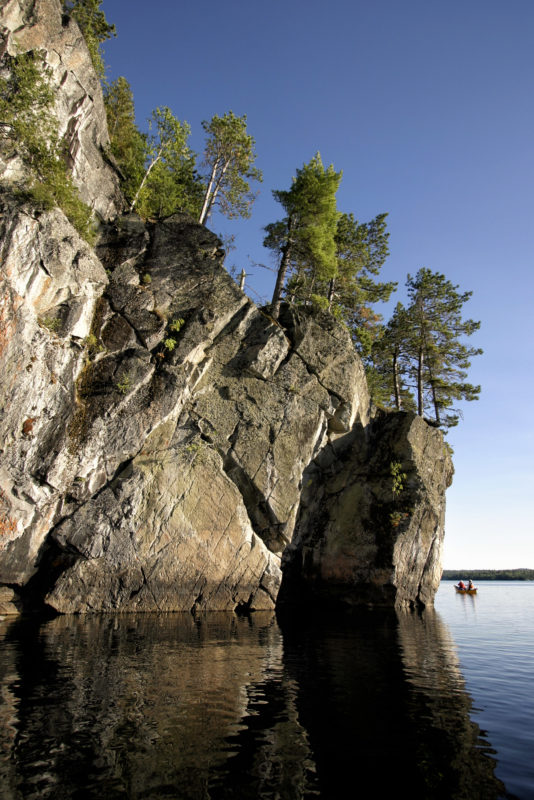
[0, 608, 510, 799]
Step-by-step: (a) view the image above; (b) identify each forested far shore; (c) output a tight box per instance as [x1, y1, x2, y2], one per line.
[442, 569, 534, 581]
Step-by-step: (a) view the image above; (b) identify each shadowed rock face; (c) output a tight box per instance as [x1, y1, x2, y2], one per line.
[0, 0, 453, 614]
[279, 411, 453, 610]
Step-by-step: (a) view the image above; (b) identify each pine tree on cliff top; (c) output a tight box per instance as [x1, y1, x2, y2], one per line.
[265, 153, 342, 319]
[327, 211, 395, 352]
[404, 268, 482, 428]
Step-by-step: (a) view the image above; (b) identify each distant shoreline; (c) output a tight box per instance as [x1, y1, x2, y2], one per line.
[442, 569, 534, 581]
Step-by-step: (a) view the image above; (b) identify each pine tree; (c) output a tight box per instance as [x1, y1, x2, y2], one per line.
[264, 153, 342, 318]
[370, 302, 415, 411]
[104, 77, 146, 205]
[328, 211, 395, 352]
[198, 111, 262, 225]
[404, 268, 482, 427]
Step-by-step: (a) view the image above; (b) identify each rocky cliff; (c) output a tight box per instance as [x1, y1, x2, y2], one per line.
[0, 0, 453, 615]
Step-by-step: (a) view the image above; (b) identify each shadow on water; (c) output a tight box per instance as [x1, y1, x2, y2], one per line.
[0, 609, 513, 800]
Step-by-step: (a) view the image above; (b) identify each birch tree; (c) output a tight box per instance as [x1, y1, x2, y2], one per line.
[198, 111, 262, 225]
[129, 106, 201, 218]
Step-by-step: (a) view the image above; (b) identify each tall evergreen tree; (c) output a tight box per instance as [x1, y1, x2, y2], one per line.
[328, 211, 395, 352]
[264, 153, 342, 318]
[404, 268, 482, 427]
[198, 111, 262, 225]
[104, 77, 146, 205]
[369, 302, 415, 411]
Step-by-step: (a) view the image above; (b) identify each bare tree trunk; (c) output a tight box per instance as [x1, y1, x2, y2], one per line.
[393, 350, 402, 410]
[417, 346, 424, 416]
[271, 217, 294, 319]
[239, 269, 246, 290]
[199, 157, 230, 225]
[327, 277, 336, 310]
[198, 158, 219, 225]
[271, 243, 292, 319]
[129, 148, 162, 212]
[428, 365, 441, 425]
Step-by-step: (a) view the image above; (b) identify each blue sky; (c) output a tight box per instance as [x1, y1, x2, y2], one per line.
[103, 0, 533, 569]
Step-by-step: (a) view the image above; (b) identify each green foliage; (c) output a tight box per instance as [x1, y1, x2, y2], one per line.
[389, 510, 410, 528]
[369, 302, 416, 411]
[103, 77, 146, 203]
[265, 153, 341, 317]
[84, 334, 98, 348]
[265, 155, 395, 335]
[169, 318, 185, 333]
[390, 461, 407, 496]
[40, 315, 61, 332]
[310, 294, 330, 312]
[0, 51, 95, 242]
[116, 374, 132, 394]
[369, 271, 482, 429]
[130, 106, 203, 219]
[161, 318, 186, 353]
[330, 212, 395, 354]
[62, 0, 116, 79]
[185, 440, 201, 454]
[26, 165, 96, 244]
[83, 333, 104, 355]
[199, 111, 262, 224]
[363, 365, 395, 410]
[405, 268, 482, 427]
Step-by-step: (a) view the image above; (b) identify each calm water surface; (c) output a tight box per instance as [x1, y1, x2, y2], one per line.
[435, 581, 534, 799]
[0, 582, 530, 799]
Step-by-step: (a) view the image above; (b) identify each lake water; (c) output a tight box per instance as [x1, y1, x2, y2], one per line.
[435, 581, 534, 799]
[0, 581, 531, 799]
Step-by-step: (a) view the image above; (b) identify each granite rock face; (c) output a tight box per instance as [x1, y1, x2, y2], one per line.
[0, 200, 452, 612]
[0, 0, 123, 219]
[279, 410, 453, 610]
[0, 0, 453, 614]
[0, 206, 373, 613]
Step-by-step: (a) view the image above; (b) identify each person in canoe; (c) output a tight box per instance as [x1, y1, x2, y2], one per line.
[468, 579, 475, 590]
[457, 580, 466, 590]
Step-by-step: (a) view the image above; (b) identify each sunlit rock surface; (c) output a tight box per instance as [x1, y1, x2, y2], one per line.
[0, 0, 123, 219]
[0, 209, 369, 612]
[0, 0, 453, 613]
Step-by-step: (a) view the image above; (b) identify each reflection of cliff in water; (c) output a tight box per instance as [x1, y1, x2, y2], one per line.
[0, 610, 509, 799]
[214, 610, 509, 800]
[0, 613, 284, 800]
[397, 609, 509, 799]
